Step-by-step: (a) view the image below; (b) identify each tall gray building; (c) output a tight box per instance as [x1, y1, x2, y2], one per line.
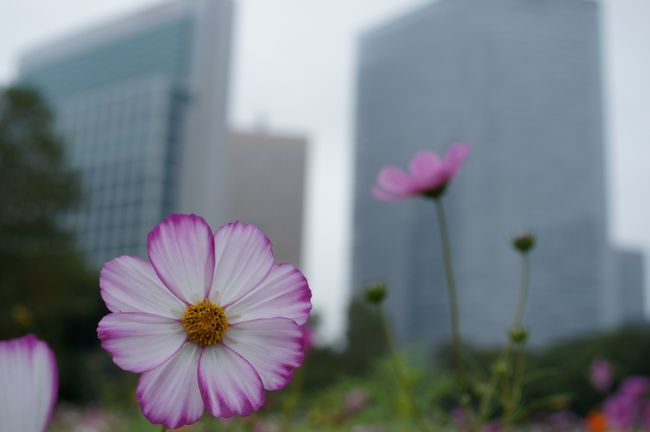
[353, 0, 635, 347]
[19, 0, 233, 266]
[614, 249, 646, 324]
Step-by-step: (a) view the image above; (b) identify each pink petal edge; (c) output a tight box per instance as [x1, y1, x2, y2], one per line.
[224, 317, 305, 391]
[147, 214, 216, 305]
[0, 334, 58, 431]
[372, 185, 407, 201]
[136, 343, 205, 429]
[97, 312, 187, 373]
[198, 344, 265, 418]
[225, 263, 312, 326]
[100, 255, 187, 318]
[210, 221, 275, 308]
[376, 166, 418, 195]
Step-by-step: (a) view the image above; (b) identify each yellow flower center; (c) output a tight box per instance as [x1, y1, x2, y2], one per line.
[181, 299, 229, 346]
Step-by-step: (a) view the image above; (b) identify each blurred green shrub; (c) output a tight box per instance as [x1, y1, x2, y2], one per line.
[435, 325, 650, 416]
[0, 86, 102, 401]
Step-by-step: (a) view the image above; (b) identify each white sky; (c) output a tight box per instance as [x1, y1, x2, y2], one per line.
[0, 0, 649, 343]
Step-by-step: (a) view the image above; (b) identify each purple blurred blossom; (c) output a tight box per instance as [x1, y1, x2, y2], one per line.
[641, 401, 650, 428]
[546, 410, 582, 430]
[450, 406, 467, 428]
[373, 143, 471, 201]
[604, 394, 637, 429]
[483, 420, 501, 432]
[620, 376, 650, 400]
[590, 358, 613, 392]
[343, 389, 369, 415]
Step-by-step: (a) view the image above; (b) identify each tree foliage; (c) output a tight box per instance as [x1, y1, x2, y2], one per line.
[0, 86, 100, 400]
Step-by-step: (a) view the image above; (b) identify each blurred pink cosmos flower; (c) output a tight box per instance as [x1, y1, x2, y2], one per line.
[372, 143, 471, 201]
[620, 376, 650, 400]
[0, 334, 58, 432]
[642, 401, 650, 428]
[604, 394, 636, 429]
[590, 358, 613, 392]
[97, 214, 312, 429]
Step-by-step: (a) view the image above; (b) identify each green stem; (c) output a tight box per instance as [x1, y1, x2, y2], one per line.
[502, 252, 532, 430]
[503, 348, 527, 430]
[475, 243, 532, 429]
[475, 346, 510, 428]
[434, 199, 466, 394]
[512, 254, 530, 328]
[160, 427, 167, 432]
[378, 307, 430, 432]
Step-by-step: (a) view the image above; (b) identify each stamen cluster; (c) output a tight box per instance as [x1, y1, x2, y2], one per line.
[181, 299, 229, 346]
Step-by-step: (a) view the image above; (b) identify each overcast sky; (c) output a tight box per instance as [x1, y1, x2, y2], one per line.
[1, 0, 649, 342]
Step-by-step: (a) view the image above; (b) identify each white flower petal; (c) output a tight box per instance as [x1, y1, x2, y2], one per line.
[100, 256, 186, 319]
[137, 343, 204, 429]
[226, 264, 311, 325]
[209, 222, 274, 307]
[198, 344, 264, 417]
[225, 318, 304, 391]
[0, 335, 57, 432]
[147, 214, 215, 304]
[97, 313, 187, 373]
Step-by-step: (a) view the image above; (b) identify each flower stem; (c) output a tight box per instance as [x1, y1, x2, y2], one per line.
[434, 199, 466, 394]
[512, 254, 530, 328]
[475, 345, 510, 429]
[160, 427, 167, 432]
[502, 253, 532, 429]
[475, 244, 533, 430]
[377, 306, 430, 432]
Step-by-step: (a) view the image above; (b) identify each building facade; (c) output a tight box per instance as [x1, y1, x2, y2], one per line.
[353, 0, 635, 347]
[19, 0, 233, 266]
[228, 130, 307, 267]
[614, 249, 646, 324]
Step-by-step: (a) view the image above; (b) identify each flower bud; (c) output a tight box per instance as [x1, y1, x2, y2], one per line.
[11, 304, 33, 327]
[364, 282, 387, 305]
[492, 359, 510, 377]
[509, 326, 529, 344]
[512, 232, 535, 253]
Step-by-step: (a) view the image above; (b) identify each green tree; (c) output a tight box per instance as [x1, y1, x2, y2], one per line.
[0, 86, 99, 400]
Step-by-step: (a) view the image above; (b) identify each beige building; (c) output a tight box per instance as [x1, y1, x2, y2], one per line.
[228, 130, 307, 267]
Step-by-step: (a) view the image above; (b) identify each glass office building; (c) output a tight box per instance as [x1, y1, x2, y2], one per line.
[19, 0, 233, 266]
[353, 0, 644, 347]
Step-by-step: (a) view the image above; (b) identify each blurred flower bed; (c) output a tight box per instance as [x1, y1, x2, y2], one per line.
[40, 325, 650, 431]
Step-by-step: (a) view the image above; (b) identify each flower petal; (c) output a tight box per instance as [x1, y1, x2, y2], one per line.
[209, 222, 274, 307]
[409, 151, 441, 184]
[0, 335, 57, 432]
[147, 214, 215, 305]
[443, 143, 471, 176]
[97, 313, 187, 373]
[226, 264, 311, 326]
[225, 318, 304, 391]
[137, 343, 204, 429]
[372, 185, 405, 201]
[198, 344, 265, 417]
[100, 256, 186, 319]
[376, 166, 417, 195]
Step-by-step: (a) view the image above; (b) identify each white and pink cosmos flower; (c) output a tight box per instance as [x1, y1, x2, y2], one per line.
[0, 334, 58, 432]
[372, 143, 471, 201]
[97, 214, 311, 429]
